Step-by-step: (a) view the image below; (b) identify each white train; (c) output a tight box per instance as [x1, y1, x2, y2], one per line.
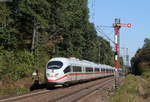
[45, 57, 116, 87]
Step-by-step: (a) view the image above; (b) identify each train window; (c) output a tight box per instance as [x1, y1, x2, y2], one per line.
[101, 68, 105, 72]
[103, 69, 106, 72]
[86, 67, 93, 72]
[47, 61, 63, 69]
[95, 68, 100, 72]
[73, 66, 82, 72]
[64, 66, 71, 73]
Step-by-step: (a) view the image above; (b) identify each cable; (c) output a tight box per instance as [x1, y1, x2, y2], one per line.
[98, 25, 113, 28]
[96, 26, 115, 44]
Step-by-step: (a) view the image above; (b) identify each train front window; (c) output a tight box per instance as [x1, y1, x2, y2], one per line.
[47, 61, 63, 69]
[64, 66, 71, 73]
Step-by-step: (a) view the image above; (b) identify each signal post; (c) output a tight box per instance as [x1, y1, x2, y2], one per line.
[113, 19, 131, 69]
[113, 18, 131, 89]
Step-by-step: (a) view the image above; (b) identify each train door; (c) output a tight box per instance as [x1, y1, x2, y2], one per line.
[69, 65, 74, 81]
[77, 66, 82, 81]
[71, 65, 77, 81]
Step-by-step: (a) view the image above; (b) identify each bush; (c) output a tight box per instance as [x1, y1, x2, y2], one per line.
[0, 49, 49, 81]
[16, 86, 29, 94]
[108, 75, 139, 102]
[0, 50, 35, 80]
[142, 69, 150, 81]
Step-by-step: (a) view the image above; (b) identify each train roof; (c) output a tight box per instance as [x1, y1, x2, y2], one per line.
[48, 57, 114, 69]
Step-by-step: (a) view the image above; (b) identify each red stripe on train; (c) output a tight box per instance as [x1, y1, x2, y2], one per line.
[48, 75, 68, 81]
[47, 72, 113, 82]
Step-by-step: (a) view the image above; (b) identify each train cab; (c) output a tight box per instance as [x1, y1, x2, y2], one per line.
[46, 59, 67, 85]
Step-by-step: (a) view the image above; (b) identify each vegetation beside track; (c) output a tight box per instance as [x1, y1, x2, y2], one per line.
[131, 38, 150, 75]
[108, 74, 150, 102]
[0, 0, 119, 96]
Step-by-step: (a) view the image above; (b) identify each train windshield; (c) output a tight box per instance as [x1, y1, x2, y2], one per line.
[47, 61, 63, 69]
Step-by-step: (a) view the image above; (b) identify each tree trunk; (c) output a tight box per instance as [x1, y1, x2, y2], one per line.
[31, 19, 36, 54]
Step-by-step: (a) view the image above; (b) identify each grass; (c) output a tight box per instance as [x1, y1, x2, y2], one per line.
[0, 77, 33, 96]
[142, 69, 150, 81]
[16, 87, 30, 94]
[108, 74, 150, 102]
[0, 71, 45, 96]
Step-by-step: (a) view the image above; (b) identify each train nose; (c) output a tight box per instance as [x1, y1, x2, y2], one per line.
[47, 73, 59, 77]
[46, 73, 60, 80]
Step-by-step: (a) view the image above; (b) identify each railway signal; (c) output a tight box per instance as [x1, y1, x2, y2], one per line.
[113, 18, 131, 68]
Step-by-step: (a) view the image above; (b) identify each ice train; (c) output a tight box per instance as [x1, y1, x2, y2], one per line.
[45, 57, 116, 87]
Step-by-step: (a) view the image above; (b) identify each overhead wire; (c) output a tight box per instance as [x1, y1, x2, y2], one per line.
[96, 25, 115, 44]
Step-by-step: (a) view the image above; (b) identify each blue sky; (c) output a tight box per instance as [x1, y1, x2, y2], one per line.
[88, 0, 150, 62]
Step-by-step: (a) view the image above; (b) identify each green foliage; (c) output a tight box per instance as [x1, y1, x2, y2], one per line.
[142, 69, 150, 81]
[0, 50, 35, 80]
[0, 84, 30, 95]
[131, 38, 150, 75]
[16, 86, 29, 94]
[0, 3, 12, 24]
[109, 75, 150, 102]
[0, 0, 114, 82]
[0, 3, 17, 49]
[108, 75, 140, 102]
[0, 28, 17, 48]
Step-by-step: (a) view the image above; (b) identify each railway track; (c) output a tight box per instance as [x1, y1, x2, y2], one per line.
[48, 77, 114, 102]
[0, 89, 50, 102]
[0, 77, 114, 102]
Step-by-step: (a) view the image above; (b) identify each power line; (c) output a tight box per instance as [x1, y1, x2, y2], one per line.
[98, 25, 113, 28]
[96, 25, 115, 44]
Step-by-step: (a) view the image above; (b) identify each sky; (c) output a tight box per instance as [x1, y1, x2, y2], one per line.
[88, 0, 150, 62]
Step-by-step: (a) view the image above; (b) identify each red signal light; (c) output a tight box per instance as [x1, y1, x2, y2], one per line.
[127, 24, 131, 28]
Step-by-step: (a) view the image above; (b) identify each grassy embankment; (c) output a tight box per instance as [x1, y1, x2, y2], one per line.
[108, 73, 150, 102]
[0, 50, 47, 96]
[0, 74, 45, 96]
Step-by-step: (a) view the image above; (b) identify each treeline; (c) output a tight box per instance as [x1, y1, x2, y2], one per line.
[131, 38, 150, 75]
[0, 0, 114, 80]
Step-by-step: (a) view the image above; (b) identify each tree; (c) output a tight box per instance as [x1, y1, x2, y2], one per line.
[7, 0, 52, 50]
[0, 0, 115, 81]
[0, 2, 17, 49]
[131, 38, 150, 75]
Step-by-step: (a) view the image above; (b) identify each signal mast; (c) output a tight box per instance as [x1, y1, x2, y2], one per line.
[113, 18, 131, 68]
